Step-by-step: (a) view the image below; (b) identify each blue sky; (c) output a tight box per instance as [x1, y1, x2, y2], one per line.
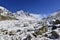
[0, 0, 60, 15]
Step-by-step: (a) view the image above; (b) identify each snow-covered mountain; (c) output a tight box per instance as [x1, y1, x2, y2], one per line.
[43, 11, 60, 21]
[13, 10, 41, 21]
[0, 6, 60, 40]
[0, 6, 13, 16]
[0, 6, 17, 20]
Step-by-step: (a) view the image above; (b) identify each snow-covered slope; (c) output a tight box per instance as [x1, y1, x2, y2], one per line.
[0, 6, 60, 40]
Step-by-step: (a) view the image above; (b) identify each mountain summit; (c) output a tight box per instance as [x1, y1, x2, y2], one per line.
[0, 6, 12, 16]
[0, 6, 16, 20]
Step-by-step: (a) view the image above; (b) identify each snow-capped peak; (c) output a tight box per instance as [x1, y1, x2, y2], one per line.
[16, 10, 25, 16]
[15, 10, 30, 17]
[16, 10, 24, 14]
[14, 10, 41, 21]
[0, 6, 5, 10]
[51, 10, 60, 16]
[0, 6, 13, 16]
[0, 6, 9, 12]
